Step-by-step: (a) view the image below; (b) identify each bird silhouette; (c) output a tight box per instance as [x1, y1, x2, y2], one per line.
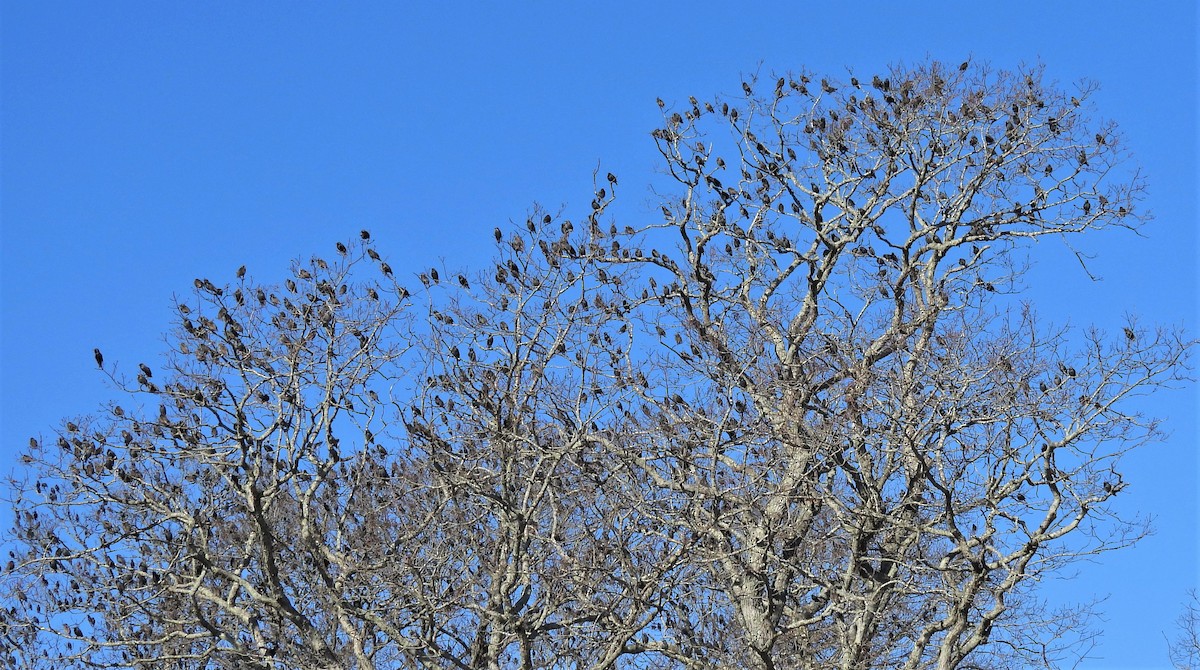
[94, 348, 104, 369]
[361, 230, 371, 240]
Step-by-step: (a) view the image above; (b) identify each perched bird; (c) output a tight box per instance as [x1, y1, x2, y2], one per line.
[607, 172, 617, 185]
[380, 263, 393, 277]
[430, 268, 439, 283]
[494, 227, 502, 242]
[458, 275, 470, 289]
[336, 242, 347, 254]
[367, 248, 380, 261]
[237, 266, 246, 279]
[94, 348, 104, 369]
[361, 230, 371, 240]
[139, 363, 153, 378]
[959, 60, 969, 72]
[1123, 327, 1135, 341]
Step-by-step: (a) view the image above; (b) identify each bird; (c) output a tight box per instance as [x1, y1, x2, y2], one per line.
[367, 248, 380, 261]
[1123, 327, 1135, 341]
[430, 268, 439, 283]
[458, 275, 469, 289]
[494, 227, 502, 242]
[380, 263, 393, 277]
[336, 242, 347, 254]
[959, 60, 969, 72]
[607, 172, 617, 185]
[94, 348, 104, 369]
[139, 363, 153, 378]
[361, 230, 371, 240]
[237, 266, 246, 279]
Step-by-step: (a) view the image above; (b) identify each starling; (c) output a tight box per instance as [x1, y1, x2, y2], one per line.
[494, 227, 502, 242]
[959, 60, 969, 72]
[380, 263, 393, 277]
[543, 214, 552, 224]
[336, 242, 347, 254]
[367, 248, 380, 261]
[458, 275, 469, 289]
[430, 268, 439, 283]
[237, 265, 246, 279]
[1123, 327, 1135, 341]
[361, 230, 371, 240]
[607, 172, 617, 185]
[139, 363, 153, 378]
[94, 348, 104, 369]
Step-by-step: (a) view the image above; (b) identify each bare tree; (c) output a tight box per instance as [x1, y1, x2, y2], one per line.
[1170, 591, 1200, 670]
[2, 60, 1192, 670]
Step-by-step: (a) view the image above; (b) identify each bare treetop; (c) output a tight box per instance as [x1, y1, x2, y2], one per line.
[2, 60, 1191, 670]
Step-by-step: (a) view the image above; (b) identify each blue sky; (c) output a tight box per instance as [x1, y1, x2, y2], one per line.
[1, 2, 1195, 666]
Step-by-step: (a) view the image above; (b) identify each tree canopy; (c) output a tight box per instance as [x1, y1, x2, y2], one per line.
[2, 60, 1192, 670]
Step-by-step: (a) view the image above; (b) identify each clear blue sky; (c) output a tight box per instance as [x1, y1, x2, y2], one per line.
[2, 2, 1196, 666]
